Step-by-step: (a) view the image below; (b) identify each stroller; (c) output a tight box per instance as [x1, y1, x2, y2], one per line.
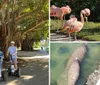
[8, 55, 20, 77]
[0, 51, 5, 81]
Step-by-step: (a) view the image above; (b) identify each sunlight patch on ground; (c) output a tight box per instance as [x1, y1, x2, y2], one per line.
[7, 80, 18, 85]
[18, 55, 49, 59]
[6, 75, 35, 85]
[21, 75, 35, 80]
[43, 65, 48, 68]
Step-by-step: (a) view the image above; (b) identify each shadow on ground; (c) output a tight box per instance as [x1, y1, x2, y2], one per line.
[1, 58, 49, 85]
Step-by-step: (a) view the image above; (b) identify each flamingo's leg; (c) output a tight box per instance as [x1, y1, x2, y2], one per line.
[60, 14, 65, 29]
[68, 30, 71, 41]
[75, 32, 77, 41]
[60, 14, 63, 20]
[57, 18, 59, 32]
[62, 16, 65, 27]
[68, 27, 75, 41]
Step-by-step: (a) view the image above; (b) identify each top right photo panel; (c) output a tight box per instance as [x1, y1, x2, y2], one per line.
[50, 0, 100, 42]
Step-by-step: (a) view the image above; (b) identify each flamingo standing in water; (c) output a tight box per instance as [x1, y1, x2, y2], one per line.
[62, 8, 90, 40]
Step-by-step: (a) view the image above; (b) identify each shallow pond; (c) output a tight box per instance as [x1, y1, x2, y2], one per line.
[50, 43, 100, 85]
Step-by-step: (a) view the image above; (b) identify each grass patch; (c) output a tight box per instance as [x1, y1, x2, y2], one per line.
[83, 35, 100, 41]
[50, 20, 100, 41]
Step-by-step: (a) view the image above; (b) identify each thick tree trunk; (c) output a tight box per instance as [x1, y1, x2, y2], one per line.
[0, 0, 47, 57]
[21, 35, 34, 51]
[0, 0, 11, 59]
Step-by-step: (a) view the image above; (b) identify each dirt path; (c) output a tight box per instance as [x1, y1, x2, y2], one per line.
[0, 51, 49, 85]
[17, 50, 49, 59]
[50, 33, 87, 42]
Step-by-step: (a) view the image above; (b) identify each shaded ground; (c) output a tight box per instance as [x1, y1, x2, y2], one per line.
[50, 33, 88, 42]
[0, 51, 49, 85]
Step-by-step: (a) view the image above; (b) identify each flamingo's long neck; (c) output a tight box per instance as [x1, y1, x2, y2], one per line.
[80, 11, 84, 24]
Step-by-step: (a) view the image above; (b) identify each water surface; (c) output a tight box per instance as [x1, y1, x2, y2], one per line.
[50, 43, 100, 85]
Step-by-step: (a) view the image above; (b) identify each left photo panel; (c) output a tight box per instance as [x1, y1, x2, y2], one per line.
[0, 0, 49, 85]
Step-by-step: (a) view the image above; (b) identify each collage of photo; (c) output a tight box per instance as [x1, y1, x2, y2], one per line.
[0, 0, 100, 85]
[50, 0, 100, 85]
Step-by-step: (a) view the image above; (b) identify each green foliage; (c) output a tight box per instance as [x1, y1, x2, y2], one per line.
[18, 0, 49, 41]
[23, 20, 49, 45]
[51, 20, 100, 41]
[0, 0, 48, 52]
[33, 42, 40, 48]
[50, 20, 64, 30]
[77, 22, 100, 40]
[51, 0, 69, 7]
[83, 35, 100, 41]
[19, 18, 35, 31]
[0, 1, 1, 5]
[51, 0, 100, 21]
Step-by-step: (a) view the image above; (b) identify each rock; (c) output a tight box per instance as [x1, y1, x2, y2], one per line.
[86, 62, 100, 85]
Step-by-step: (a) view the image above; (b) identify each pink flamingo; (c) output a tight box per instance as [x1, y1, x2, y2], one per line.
[60, 5, 72, 20]
[50, 5, 71, 32]
[62, 8, 90, 40]
[62, 15, 78, 32]
[81, 8, 90, 22]
[50, 5, 71, 20]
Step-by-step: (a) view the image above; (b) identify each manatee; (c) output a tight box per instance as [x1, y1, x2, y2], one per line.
[57, 44, 87, 85]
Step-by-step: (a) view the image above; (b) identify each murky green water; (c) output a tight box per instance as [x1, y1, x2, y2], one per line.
[50, 43, 100, 85]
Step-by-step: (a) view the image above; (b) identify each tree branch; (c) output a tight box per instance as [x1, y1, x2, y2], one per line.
[22, 17, 47, 36]
[15, 0, 47, 23]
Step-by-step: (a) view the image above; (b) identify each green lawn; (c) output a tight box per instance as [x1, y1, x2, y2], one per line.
[50, 20, 100, 41]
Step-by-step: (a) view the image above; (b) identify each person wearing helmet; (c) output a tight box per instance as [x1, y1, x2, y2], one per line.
[0, 47, 4, 78]
[7, 41, 17, 71]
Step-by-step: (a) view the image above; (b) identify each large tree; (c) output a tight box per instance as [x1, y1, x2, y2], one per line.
[0, 0, 48, 58]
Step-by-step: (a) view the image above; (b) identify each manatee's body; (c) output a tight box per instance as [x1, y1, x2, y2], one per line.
[68, 59, 80, 85]
[57, 44, 87, 85]
[66, 44, 87, 70]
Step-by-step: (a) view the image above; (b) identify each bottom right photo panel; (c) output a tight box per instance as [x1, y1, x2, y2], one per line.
[50, 43, 100, 85]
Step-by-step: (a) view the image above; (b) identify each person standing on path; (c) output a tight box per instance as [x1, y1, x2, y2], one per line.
[7, 41, 17, 71]
[0, 47, 4, 78]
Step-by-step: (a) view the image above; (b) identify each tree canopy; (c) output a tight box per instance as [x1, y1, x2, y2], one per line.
[0, 0, 48, 57]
